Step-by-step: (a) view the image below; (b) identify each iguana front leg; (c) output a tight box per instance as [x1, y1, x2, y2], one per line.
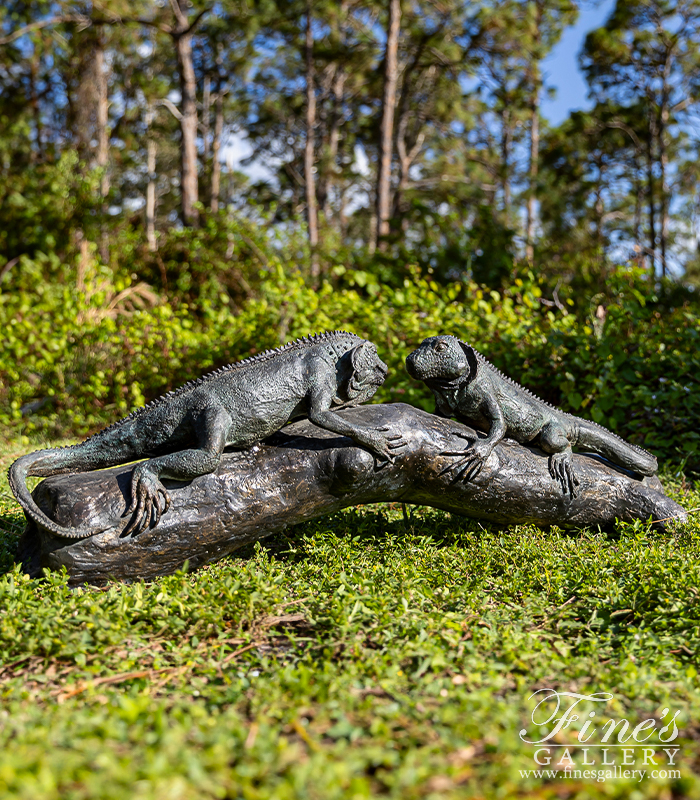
[539, 420, 579, 497]
[123, 405, 233, 536]
[307, 383, 405, 463]
[440, 394, 506, 482]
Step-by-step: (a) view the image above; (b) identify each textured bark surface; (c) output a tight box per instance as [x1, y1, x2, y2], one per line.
[375, 0, 401, 248]
[175, 27, 199, 226]
[17, 404, 685, 585]
[304, 0, 319, 276]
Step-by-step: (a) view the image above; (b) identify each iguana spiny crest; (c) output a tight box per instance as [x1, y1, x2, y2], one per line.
[10, 331, 405, 540]
[406, 335, 657, 495]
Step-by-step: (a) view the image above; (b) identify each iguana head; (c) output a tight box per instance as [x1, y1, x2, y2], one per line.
[334, 340, 388, 407]
[405, 335, 476, 386]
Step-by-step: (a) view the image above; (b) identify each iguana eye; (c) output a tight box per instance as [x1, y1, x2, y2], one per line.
[435, 341, 448, 352]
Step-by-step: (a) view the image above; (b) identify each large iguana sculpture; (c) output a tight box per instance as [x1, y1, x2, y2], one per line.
[406, 335, 657, 495]
[10, 331, 403, 539]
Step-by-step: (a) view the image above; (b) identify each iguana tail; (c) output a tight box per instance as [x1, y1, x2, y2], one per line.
[8, 446, 124, 539]
[574, 420, 657, 476]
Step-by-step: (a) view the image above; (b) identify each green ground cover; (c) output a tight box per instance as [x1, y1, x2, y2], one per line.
[1, 437, 699, 799]
[3, 257, 700, 796]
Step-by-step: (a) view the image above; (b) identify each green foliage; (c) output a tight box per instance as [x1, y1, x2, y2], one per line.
[2, 0, 700, 288]
[2, 250, 700, 472]
[129, 209, 288, 310]
[0, 151, 102, 261]
[512, 271, 700, 463]
[390, 203, 517, 288]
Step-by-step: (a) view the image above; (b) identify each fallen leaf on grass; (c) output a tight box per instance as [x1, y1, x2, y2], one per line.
[55, 670, 151, 702]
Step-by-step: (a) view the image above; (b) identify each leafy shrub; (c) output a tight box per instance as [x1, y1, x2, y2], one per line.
[126, 209, 291, 311]
[0, 151, 102, 262]
[2, 245, 699, 472]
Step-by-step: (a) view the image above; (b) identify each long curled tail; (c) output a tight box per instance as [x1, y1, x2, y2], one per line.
[8, 449, 112, 539]
[575, 420, 657, 476]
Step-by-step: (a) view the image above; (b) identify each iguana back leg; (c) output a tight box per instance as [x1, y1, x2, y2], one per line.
[539, 421, 580, 497]
[123, 405, 233, 536]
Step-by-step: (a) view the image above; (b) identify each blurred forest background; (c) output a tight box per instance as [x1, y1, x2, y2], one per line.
[1, 0, 700, 472]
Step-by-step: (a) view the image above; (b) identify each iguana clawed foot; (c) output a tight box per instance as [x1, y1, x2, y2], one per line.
[549, 451, 580, 497]
[123, 463, 171, 537]
[439, 437, 494, 483]
[373, 427, 408, 464]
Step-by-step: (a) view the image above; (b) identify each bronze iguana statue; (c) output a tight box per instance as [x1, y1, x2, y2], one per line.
[406, 335, 657, 495]
[10, 331, 404, 539]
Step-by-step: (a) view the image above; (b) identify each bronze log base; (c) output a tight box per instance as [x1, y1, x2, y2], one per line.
[17, 403, 686, 585]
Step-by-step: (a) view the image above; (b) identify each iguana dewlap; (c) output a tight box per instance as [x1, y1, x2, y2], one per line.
[406, 335, 657, 494]
[10, 331, 403, 539]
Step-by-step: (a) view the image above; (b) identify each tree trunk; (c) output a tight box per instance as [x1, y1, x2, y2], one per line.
[525, 3, 542, 265]
[633, 148, 643, 267]
[317, 1, 348, 227]
[145, 105, 157, 252]
[368, 212, 377, 254]
[16, 404, 685, 585]
[374, 0, 401, 251]
[210, 46, 225, 213]
[95, 43, 109, 198]
[392, 48, 431, 225]
[175, 30, 199, 226]
[339, 187, 348, 241]
[95, 39, 110, 263]
[658, 103, 669, 278]
[30, 50, 42, 163]
[69, 28, 110, 257]
[202, 74, 211, 164]
[305, 2, 320, 280]
[501, 110, 512, 221]
[318, 64, 346, 221]
[210, 85, 223, 213]
[646, 111, 657, 275]
[526, 86, 540, 264]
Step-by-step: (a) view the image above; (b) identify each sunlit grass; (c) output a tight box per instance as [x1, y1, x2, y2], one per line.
[1, 438, 699, 799]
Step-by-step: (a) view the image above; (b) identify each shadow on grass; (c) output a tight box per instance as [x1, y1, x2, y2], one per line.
[230, 504, 597, 567]
[0, 510, 25, 577]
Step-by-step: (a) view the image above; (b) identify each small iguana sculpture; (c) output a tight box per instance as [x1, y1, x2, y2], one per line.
[406, 335, 657, 495]
[10, 331, 404, 539]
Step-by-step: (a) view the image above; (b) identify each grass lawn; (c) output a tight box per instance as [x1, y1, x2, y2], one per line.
[1, 437, 699, 799]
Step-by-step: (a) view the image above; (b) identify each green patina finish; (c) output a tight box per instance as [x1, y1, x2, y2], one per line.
[8, 332, 401, 539]
[407, 335, 657, 495]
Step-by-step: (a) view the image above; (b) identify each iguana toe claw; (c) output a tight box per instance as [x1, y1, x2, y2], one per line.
[159, 487, 171, 514]
[123, 469, 170, 536]
[438, 459, 459, 477]
[126, 491, 138, 516]
[566, 463, 579, 497]
[458, 456, 485, 483]
[123, 499, 148, 537]
[440, 439, 492, 483]
[152, 492, 163, 527]
[126, 500, 152, 537]
[440, 448, 486, 483]
[450, 460, 476, 484]
[466, 459, 486, 481]
[549, 452, 579, 497]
